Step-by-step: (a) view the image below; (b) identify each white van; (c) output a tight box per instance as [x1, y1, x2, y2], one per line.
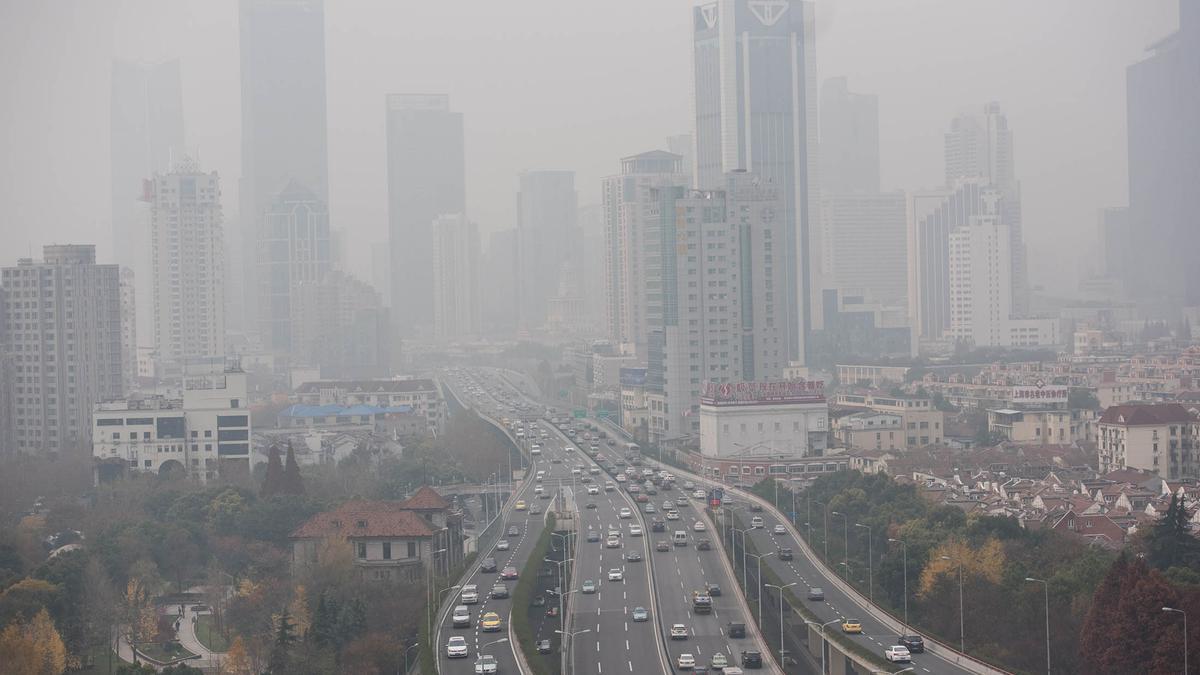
[673, 530, 689, 547]
[751, 516, 764, 529]
[536, 470, 546, 482]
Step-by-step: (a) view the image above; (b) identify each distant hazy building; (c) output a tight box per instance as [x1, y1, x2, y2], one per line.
[150, 160, 225, 366]
[239, 0, 329, 334]
[2, 246, 124, 454]
[431, 214, 480, 340]
[257, 181, 332, 355]
[481, 229, 519, 334]
[601, 151, 688, 354]
[385, 94, 465, 333]
[1125, 1, 1200, 308]
[293, 271, 390, 379]
[517, 170, 577, 330]
[119, 268, 138, 392]
[1097, 207, 1130, 283]
[666, 134, 695, 187]
[692, 0, 818, 364]
[819, 192, 907, 308]
[819, 76, 880, 194]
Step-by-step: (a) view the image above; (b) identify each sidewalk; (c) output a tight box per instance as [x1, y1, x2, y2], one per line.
[176, 604, 224, 670]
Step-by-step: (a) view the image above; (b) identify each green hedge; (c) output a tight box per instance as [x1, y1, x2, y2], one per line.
[512, 513, 557, 675]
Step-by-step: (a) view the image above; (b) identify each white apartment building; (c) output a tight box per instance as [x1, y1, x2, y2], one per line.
[1097, 403, 1197, 480]
[151, 159, 225, 366]
[92, 364, 250, 481]
[294, 378, 446, 436]
[432, 214, 481, 340]
[949, 214, 1011, 346]
[2, 245, 125, 454]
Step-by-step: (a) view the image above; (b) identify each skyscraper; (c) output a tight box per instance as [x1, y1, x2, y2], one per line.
[1, 245, 124, 454]
[385, 94, 466, 333]
[258, 181, 331, 354]
[482, 229, 519, 334]
[819, 76, 880, 194]
[517, 170, 577, 330]
[432, 214, 481, 340]
[1126, 0, 1200, 307]
[692, 0, 818, 363]
[110, 59, 185, 347]
[151, 160, 225, 366]
[602, 151, 688, 354]
[239, 0, 329, 333]
[819, 192, 907, 307]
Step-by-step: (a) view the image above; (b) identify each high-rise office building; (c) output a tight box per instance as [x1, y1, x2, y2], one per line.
[292, 271, 390, 378]
[258, 181, 331, 355]
[602, 151, 688, 354]
[1, 245, 124, 454]
[666, 134, 695, 187]
[819, 192, 907, 307]
[482, 229, 519, 334]
[692, 0, 818, 363]
[1096, 207, 1130, 283]
[239, 0, 329, 334]
[119, 268, 138, 392]
[151, 160, 225, 366]
[819, 76, 880, 194]
[517, 170, 577, 330]
[432, 214, 481, 340]
[110, 59, 185, 347]
[1126, 0, 1199, 307]
[385, 94, 466, 332]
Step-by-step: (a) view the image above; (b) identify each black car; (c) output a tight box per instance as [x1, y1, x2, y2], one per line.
[898, 635, 925, 653]
[749, 503, 763, 513]
[480, 558, 498, 573]
[706, 583, 722, 596]
[586, 502, 597, 509]
[779, 547, 794, 561]
[651, 518, 666, 532]
[587, 530, 601, 542]
[625, 551, 643, 562]
[741, 650, 763, 668]
[696, 538, 712, 551]
[536, 639, 553, 654]
[727, 621, 746, 639]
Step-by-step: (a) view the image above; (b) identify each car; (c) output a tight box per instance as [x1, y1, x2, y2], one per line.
[629, 525, 643, 536]
[452, 605, 471, 628]
[678, 653, 696, 670]
[514, 500, 527, 511]
[740, 650, 763, 668]
[530, 504, 543, 514]
[841, 619, 862, 634]
[632, 606, 649, 622]
[551, 458, 563, 464]
[491, 583, 509, 599]
[619, 507, 632, 519]
[608, 568, 623, 581]
[508, 525, 521, 536]
[497, 539, 510, 551]
[606, 537, 621, 548]
[635, 494, 649, 503]
[750, 517, 764, 528]
[581, 580, 596, 593]
[806, 587, 824, 601]
[656, 541, 671, 552]
[693, 521, 707, 532]
[536, 639, 553, 654]
[643, 503, 657, 513]
[696, 538, 712, 551]
[693, 489, 707, 499]
[587, 486, 599, 495]
[663, 500, 674, 510]
[772, 524, 786, 535]
[651, 518, 666, 532]
[706, 583, 722, 597]
[749, 503, 763, 512]
[625, 550, 643, 562]
[779, 547, 793, 561]
[670, 624, 689, 639]
[676, 498, 689, 507]
[474, 654, 498, 674]
[608, 529, 622, 539]
[501, 566, 519, 580]
[446, 636, 469, 658]
[461, 585, 479, 604]
[684, 481, 695, 490]
[586, 502, 597, 509]
[480, 558, 498, 573]
[605, 482, 616, 492]
[538, 490, 553, 500]
[589, 467, 601, 475]
[897, 635, 925, 653]
[885, 645, 912, 663]
[727, 621, 746, 638]
[710, 652, 728, 669]
[666, 510, 681, 521]
[480, 611, 503, 632]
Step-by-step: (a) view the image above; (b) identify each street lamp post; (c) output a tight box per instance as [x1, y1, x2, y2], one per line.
[1163, 607, 1188, 675]
[765, 582, 797, 668]
[426, 548, 449, 639]
[831, 511, 849, 578]
[940, 555, 965, 653]
[804, 619, 841, 675]
[476, 637, 510, 674]
[746, 551, 776, 627]
[545, 557, 575, 638]
[888, 538, 909, 631]
[855, 523, 873, 599]
[401, 641, 419, 675]
[732, 527, 751, 589]
[556, 628, 592, 675]
[1025, 577, 1050, 675]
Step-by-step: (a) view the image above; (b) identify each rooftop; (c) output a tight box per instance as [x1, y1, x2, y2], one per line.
[295, 379, 439, 395]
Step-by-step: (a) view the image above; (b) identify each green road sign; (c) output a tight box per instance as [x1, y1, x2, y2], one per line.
[573, 409, 587, 419]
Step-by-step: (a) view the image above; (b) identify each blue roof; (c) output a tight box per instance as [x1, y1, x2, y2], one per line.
[280, 404, 414, 418]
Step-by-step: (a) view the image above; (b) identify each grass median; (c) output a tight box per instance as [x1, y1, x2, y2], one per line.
[512, 513, 558, 675]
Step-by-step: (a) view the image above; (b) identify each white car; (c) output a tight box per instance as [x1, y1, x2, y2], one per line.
[666, 510, 681, 521]
[750, 516, 764, 528]
[619, 507, 632, 519]
[677, 653, 696, 670]
[605, 482, 616, 492]
[588, 485, 599, 495]
[461, 585, 479, 604]
[608, 568, 624, 581]
[446, 636, 469, 658]
[606, 537, 621, 549]
[773, 524, 786, 535]
[475, 655, 498, 674]
[885, 645, 912, 663]
[629, 525, 643, 537]
[670, 624, 689, 639]
[692, 520, 707, 532]
[693, 489, 707, 499]
[497, 539, 510, 551]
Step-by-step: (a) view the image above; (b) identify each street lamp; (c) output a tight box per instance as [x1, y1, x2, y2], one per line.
[426, 548, 449, 638]
[545, 557, 575, 635]
[1163, 607, 1188, 675]
[804, 618, 841, 675]
[401, 641, 419, 675]
[888, 538, 909, 631]
[746, 551, 776, 627]
[764, 582, 797, 668]
[855, 523, 873, 599]
[731, 527, 752, 589]
[940, 555, 965, 653]
[556, 628, 592, 675]
[476, 637, 510, 673]
[1024, 577, 1050, 675]
[830, 511, 849, 576]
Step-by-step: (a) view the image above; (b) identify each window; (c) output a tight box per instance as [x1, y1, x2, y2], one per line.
[382, 542, 392, 560]
[357, 543, 367, 559]
[407, 542, 417, 558]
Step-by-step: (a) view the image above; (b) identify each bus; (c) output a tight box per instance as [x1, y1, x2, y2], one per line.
[622, 442, 640, 456]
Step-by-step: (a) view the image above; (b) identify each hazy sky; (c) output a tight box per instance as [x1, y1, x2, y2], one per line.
[0, 1, 1178, 295]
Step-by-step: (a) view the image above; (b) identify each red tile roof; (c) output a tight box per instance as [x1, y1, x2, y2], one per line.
[291, 498, 439, 539]
[402, 486, 451, 510]
[1099, 403, 1195, 426]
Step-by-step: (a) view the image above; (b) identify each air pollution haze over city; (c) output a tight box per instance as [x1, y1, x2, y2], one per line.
[0, 2, 1197, 675]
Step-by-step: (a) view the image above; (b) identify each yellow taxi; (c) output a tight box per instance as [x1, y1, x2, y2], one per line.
[480, 611, 503, 632]
[514, 500, 527, 511]
[841, 619, 862, 634]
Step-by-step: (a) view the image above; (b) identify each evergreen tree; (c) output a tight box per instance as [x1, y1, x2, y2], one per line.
[335, 596, 367, 649]
[310, 591, 339, 648]
[268, 608, 297, 674]
[1146, 493, 1200, 571]
[261, 445, 285, 497]
[283, 442, 305, 496]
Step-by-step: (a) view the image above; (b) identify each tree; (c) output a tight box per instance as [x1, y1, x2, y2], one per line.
[1068, 387, 1101, 411]
[0, 608, 68, 675]
[224, 636, 254, 675]
[310, 591, 338, 648]
[261, 446, 285, 498]
[1145, 493, 1200, 571]
[80, 558, 117, 669]
[335, 596, 367, 649]
[268, 608, 297, 674]
[123, 577, 157, 649]
[289, 585, 311, 639]
[282, 443, 305, 496]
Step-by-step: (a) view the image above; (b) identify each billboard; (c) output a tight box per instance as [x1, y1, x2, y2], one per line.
[700, 379, 825, 406]
[1011, 381, 1068, 405]
[619, 367, 648, 388]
